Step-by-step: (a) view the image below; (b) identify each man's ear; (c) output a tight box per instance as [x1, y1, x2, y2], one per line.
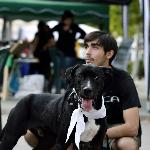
[106, 50, 114, 59]
[65, 64, 80, 87]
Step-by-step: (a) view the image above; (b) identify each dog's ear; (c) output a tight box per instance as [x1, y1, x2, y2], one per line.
[65, 64, 81, 87]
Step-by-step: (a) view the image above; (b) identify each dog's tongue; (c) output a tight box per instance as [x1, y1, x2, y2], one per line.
[81, 99, 93, 112]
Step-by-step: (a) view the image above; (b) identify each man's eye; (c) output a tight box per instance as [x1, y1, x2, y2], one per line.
[92, 46, 99, 49]
[84, 45, 88, 49]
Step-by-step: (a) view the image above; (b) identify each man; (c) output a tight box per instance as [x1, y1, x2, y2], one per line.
[84, 31, 141, 150]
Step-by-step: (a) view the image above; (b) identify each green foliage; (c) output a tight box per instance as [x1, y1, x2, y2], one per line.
[127, 61, 133, 74]
[109, 5, 122, 37]
[109, 0, 142, 37]
[127, 60, 144, 79]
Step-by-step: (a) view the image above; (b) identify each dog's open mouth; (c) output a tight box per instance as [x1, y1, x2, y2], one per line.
[81, 98, 94, 112]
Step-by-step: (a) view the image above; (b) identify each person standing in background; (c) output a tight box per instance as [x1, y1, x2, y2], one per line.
[31, 21, 55, 82]
[51, 10, 86, 69]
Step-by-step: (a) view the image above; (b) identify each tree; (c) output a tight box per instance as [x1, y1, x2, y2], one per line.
[109, 0, 142, 37]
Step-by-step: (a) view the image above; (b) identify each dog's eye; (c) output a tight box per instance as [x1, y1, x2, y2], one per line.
[95, 76, 101, 80]
[77, 74, 82, 79]
[95, 75, 104, 80]
[76, 74, 82, 81]
[94, 76, 104, 88]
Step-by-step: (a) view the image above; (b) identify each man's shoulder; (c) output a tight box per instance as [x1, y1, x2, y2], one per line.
[112, 66, 131, 79]
[111, 66, 138, 96]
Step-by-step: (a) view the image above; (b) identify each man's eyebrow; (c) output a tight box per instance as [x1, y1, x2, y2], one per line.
[84, 42, 101, 47]
[91, 43, 101, 46]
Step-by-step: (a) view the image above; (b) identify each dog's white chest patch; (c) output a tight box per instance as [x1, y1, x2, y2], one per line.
[80, 119, 100, 142]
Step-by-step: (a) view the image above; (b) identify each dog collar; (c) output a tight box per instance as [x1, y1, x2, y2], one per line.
[66, 97, 106, 149]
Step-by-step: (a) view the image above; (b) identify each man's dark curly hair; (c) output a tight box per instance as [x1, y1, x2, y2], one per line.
[84, 31, 118, 65]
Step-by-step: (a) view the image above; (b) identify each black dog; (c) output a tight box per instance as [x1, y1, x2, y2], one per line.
[0, 64, 112, 150]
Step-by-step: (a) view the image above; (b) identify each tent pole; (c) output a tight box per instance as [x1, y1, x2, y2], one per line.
[143, 0, 150, 113]
[2, 17, 12, 42]
[122, 5, 128, 40]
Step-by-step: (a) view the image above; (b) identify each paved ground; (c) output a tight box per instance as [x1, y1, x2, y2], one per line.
[1, 78, 150, 150]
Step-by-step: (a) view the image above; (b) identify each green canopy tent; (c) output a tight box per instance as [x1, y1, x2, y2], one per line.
[0, 0, 109, 33]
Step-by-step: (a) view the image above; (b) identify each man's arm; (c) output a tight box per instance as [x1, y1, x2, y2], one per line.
[106, 107, 140, 139]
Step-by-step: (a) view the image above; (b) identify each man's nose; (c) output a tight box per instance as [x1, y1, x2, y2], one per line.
[85, 47, 92, 54]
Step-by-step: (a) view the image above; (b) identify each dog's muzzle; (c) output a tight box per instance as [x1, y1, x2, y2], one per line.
[80, 86, 97, 112]
[69, 88, 98, 112]
[81, 98, 94, 112]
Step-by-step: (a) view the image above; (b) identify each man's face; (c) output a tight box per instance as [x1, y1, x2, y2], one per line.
[84, 40, 109, 67]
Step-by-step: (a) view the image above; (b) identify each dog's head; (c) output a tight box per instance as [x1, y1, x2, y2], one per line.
[65, 64, 112, 111]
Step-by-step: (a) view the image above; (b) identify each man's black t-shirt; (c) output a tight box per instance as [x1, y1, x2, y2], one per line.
[103, 66, 141, 135]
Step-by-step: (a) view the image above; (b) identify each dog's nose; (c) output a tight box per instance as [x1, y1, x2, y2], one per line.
[83, 87, 92, 96]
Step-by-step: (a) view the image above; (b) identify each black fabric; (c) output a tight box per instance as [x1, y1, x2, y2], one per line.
[0, 48, 9, 85]
[33, 30, 54, 58]
[97, 0, 132, 5]
[51, 23, 86, 57]
[32, 30, 54, 79]
[103, 66, 141, 135]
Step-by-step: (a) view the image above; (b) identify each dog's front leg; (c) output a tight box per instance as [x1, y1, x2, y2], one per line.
[0, 101, 29, 150]
[55, 132, 66, 150]
[0, 117, 26, 150]
[90, 119, 107, 150]
[0, 123, 25, 150]
[55, 128, 69, 150]
[0, 134, 21, 150]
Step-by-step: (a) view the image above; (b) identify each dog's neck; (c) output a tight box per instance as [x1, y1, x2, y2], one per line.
[94, 93, 103, 110]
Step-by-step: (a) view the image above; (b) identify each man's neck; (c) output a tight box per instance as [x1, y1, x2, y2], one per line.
[99, 64, 111, 68]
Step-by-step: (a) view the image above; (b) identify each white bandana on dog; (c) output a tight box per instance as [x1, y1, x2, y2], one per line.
[66, 97, 106, 149]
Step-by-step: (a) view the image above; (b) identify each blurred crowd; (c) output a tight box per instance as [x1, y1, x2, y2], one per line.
[1, 10, 86, 96]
